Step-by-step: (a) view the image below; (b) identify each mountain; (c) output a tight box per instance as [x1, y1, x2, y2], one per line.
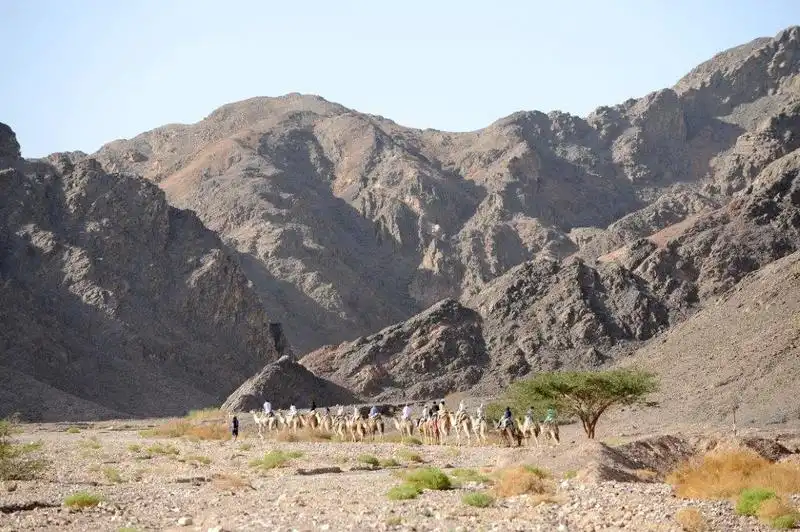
[0, 124, 282, 421]
[94, 27, 800, 357]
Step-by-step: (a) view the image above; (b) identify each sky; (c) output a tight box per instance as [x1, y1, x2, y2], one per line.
[1, 1, 799, 158]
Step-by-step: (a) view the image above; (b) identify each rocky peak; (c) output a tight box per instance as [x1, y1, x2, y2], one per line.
[0, 123, 21, 161]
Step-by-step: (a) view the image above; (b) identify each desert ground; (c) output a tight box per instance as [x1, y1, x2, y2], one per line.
[3, 412, 800, 532]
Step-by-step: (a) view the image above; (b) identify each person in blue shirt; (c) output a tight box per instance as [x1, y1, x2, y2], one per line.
[544, 407, 557, 423]
[369, 405, 379, 418]
[500, 406, 513, 429]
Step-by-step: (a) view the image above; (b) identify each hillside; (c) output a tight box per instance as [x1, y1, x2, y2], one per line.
[0, 124, 281, 420]
[95, 27, 800, 355]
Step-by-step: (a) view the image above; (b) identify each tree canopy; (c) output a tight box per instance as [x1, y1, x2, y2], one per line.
[492, 369, 658, 439]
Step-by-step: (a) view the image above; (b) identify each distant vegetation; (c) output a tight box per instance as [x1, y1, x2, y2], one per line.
[0, 418, 47, 481]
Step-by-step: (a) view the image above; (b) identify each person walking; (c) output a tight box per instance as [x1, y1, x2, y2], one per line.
[231, 415, 239, 442]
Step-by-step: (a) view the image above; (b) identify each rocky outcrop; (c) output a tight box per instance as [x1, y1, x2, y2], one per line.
[94, 27, 800, 355]
[222, 356, 357, 412]
[0, 124, 279, 421]
[299, 299, 488, 401]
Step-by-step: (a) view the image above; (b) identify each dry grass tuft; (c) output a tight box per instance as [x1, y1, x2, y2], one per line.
[667, 449, 800, 499]
[140, 419, 228, 441]
[634, 468, 659, 481]
[102, 466, 123, 484]
[396, 449, 424, 463]
[185, 408, 226, 421]
[492, 466, 552, 497]
[63, 492, 102, 509]
[212, 473, 251, 492]
[675, 507, 709, 532]
[275, 428, 331, 442]
[756, 497, 796, 521]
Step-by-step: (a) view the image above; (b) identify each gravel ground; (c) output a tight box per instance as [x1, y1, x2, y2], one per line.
[0, 419, 785, 531]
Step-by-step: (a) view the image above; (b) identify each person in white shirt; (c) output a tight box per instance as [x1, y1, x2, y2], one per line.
[336, 405, 344, 417]
[457, 400, 466, 413]
[421, 404, 430, 420]
[476, 403, 484, 419]
[401, 404, 412, 420]
[288, 405, 297, 418]
[263, 401, 272, 416]
[369, 405, 379, 419]
[352, 405, 360, 419]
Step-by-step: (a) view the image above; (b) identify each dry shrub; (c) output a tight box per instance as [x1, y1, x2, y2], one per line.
[185, 408, 226, 421]
[141, 419, 228, 441]
[212, 473, 251, 491]
[667, 449, 800, 499]
[633, 469, 658, 481]
[675, 507, 709, 532]
[530, 493, 567, 506]
[492, 466, 552, 497]
[756, 497, 796, 521]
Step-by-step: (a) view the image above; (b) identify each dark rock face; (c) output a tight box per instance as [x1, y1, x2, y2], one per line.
[93, 27, 800, 355]
[0, 122, 20, 161]
[222, 357, 357, 412]
[300, 299, 489, 401]
[0, 128, 279, 421]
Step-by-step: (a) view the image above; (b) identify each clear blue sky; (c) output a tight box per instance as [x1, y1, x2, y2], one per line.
[2, 0, 798, 157]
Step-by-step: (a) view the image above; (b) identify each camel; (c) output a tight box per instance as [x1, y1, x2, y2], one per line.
[250, 410, 268, 439]
[417, 417, 439, 445]
[472, 414, 488, 445]
[393, 416, 414, 438]
[518, 416, 541, 446]
[497, 420, 523, 447]
[451, 410, 472, 446]
[540, 420, 560, 445]
[318, 411, 333, 433]
[302, 411, 320, 431]
[436, 410, 452, 445]
[347, 414, 366, 443]
[366, 415, 385, 441]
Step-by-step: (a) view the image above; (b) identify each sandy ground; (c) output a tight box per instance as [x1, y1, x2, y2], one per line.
[0, 417, 791, 532]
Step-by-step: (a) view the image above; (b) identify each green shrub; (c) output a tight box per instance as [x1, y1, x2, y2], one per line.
[396, 449, 424, 463]
[64, 492, 102, 509]
[462, 492, 494, 508]
[736, 488, 777, 516]
[771, 514, 800, 529]
[0, 419, 48, 480]
[102, 467, 123, 483]
[450, 468, 491, 484]
[401, 437, 422, 446]
[523, 465, 550, 478]
[146, 443, 179, 456]
[65, 427, 81, 434]
[387, 483, 421, 500]
[402, 467, 451, 490]
[249, 450, 302, 471]
[358, 454, 380, 467]
[186, 455, 212, 465]
[380, 458, 400, 467]
[127, 444, 141, 453]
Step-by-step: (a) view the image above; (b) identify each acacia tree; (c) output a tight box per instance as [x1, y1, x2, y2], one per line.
[500, 369, 658, 439]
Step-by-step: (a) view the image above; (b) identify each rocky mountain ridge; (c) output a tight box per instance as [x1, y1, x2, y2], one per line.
[96, 27, 800, 357]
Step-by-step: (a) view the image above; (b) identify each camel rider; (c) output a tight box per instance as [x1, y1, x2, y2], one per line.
[369, 405, 379, 419]
[288, 405, 297, 419]
[544, 407, 557, 423]
[500, 406, 513, 429]
[336, 405, 344, 417]
[476, 403, 484, 420]
[525, 407, 534, 424]
[457, 400, 466, 413]
[438, 400, 447, 415]
[324, 406, 330, 416]
[263, 400, 273, 417]
[401, 404, 412, 420]
[421, 404, 430, 421]
[430, 402, 439, 418]
[352, 405, 360, 419]
[310, 400, 317, 412]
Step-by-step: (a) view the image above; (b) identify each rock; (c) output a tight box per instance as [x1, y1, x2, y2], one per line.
[294, 467, 343, 475]
[177, 516, 193, 526]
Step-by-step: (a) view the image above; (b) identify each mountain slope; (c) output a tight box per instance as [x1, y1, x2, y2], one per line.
[0, 124, 281, 420]
[94, 27, 800, 355]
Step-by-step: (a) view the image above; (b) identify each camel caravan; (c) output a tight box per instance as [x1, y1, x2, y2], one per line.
[248, 399, 560, 447]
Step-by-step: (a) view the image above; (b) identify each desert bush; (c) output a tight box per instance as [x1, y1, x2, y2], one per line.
[146, 443, 180, 456]
[65, 427, 81, 434]
[380, 458, 400, 467]
[249, 450, 302, 471]
[102, 466, 123, 484]
[736, 487, 777, 516]
[185, 455, 212, 466]
[667, 450, 800, 499]
[675, 507, 709, 532]
[401, 467, 451, 490]
[401, 437, 422, 446]
[387, 483, 421, 500]
[493, 466, 551, 497]
[79, 437, 101, 450]
[385, 516, 403, 526]
[449, 468, 491, 484]
[127, 444, 142, 453]
[185, 408, 225, 421]
[64, 491, 102, 509]
[396, 449, 424, 463]
[358, 454, 380, 467]
[238, 443, 253, 451]
[563, 470, 577, 479]
[0, 419, 48, 481]
[140, 419, 228, 441]
[756, 497, 798, 520]
[462, 491, 494, 508]
[771, 513, 800, 529]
